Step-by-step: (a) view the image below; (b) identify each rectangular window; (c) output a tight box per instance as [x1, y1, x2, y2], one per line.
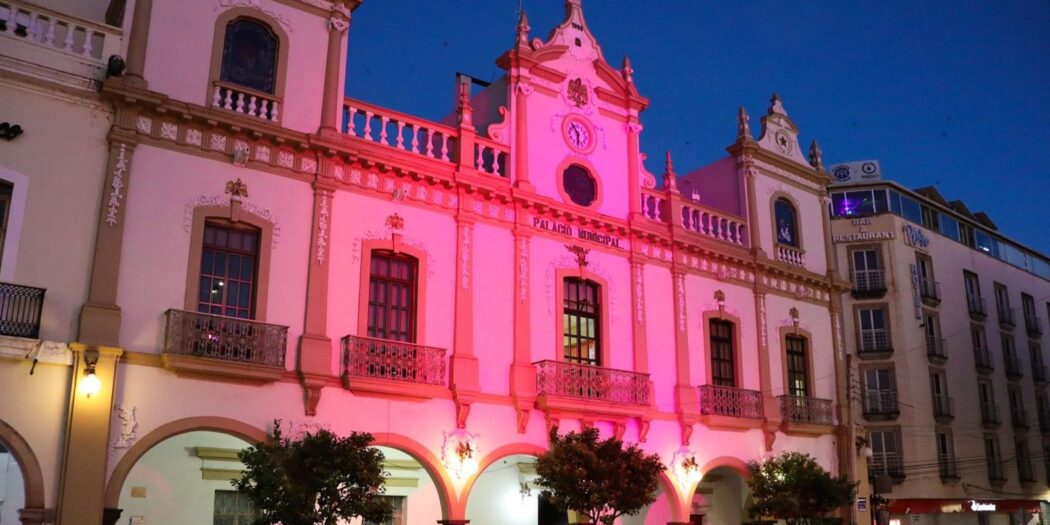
[994, 282, 1012, 324]
[563, 278, 601, 366]
[920, 205, 940, 230]
[963, 271, 982, 313]
[367, 251, 418, 342]
[937, 430, 956, 478]
[850, 249, 884, 291]
[916, 253, 937, 300]
[959, 222, 976, 248]
[198, 220, 259, 319]
[786, 336, 809, 397]
[930, 370, 951, 416]
[709, 319, 735, 387]
[213, 490, 256, 525]
[863, 367, 896, 414]
[985, 435, 1003, 480]
[364, 496, 406, 525]
[858, 307, 890, 353]
[1016, 439, 1034, 481]
[868, 429, 902, 478]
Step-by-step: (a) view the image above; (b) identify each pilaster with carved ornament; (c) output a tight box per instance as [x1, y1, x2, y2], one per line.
[510, 226, 536, 432]
[451, 203, 479, 429]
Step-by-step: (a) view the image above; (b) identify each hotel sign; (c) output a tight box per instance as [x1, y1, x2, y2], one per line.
[902, 224, 930, 248]
[832, 218, 895, 243]
[531, 216, 627, 250]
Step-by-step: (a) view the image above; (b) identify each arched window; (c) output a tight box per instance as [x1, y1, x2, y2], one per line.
[367, 250, 418, 342]
[774, 198, 799, 247]
[709, 318, 736, 387]
[220, 18, 278, 94]
[197, 219, 260, 319]
[563, 277, 601, 365]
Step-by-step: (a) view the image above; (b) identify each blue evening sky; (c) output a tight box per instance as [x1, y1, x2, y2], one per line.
[345, 1, 1050, 255]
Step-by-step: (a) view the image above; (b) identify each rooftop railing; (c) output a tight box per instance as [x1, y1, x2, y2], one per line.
[340, 335, 446, 386]
[0, 282, 45, 339]
[678, 201, 748, 247]
[342, 97, 458, 165]
[0, 0, 121, 67]
[534, 360, 650, 406]
[163, 309, 287, 367]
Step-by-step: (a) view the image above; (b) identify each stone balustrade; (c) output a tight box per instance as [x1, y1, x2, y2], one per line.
[212, 81, 280, 122]
[0, 0, 121, 65]
[343, 97, 457, 163]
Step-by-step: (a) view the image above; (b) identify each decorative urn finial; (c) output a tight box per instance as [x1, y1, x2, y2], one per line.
[663, 150, 678, 192]
[809, 140, 824, 170]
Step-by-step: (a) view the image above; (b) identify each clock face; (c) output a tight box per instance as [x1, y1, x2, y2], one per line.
[562, 116, 595, 153]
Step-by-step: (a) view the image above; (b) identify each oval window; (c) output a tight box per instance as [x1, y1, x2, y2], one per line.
[563, 165, 596, 206]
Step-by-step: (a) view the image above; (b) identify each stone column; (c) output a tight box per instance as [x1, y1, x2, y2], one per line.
[319, 12, 349, 133]
[509, 229, 536, 432]
[671, 268, 698, 444]
[56, 345, 123, 525]
[625, 120, 643, 216]
[511, 80, 533, 190]
[450, 214, 479, 427]
[298, 172, 338, 415]
[123, 0, 153, 87]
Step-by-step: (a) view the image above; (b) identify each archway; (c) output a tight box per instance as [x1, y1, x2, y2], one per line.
[0, 418, 46, 523]
[369, 432, 453, 522]
[690, 464, 751, 525]
[465, 453, 542, 525]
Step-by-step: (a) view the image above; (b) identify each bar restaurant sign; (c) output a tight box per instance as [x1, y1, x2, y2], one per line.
[832, 217, 895, 243]
[531, 216, 628, 250]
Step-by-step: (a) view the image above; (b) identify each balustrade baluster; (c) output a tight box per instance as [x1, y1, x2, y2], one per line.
[44, 17, 55, 45]
[62, 22, 74, 51]
[492, 150, 501, 175]
[235, 92, 245, 113]
[3, 8, 15, 36]
[396, 121, 405, 149]
[222, 89, 233, 110]
[212, 85, 222, 107]
[363, 112, 374, 141]
[82, 28, 95, 58]
[247, 96, 258, 117]
[425, 129, 434, 157]
[410, 124, 419, 153]
[26, 12, 37, 41]
[258, 99, 270, 120]
[345, 107, 356, 135]
[476, 145, 484, 171]
[269, 101, 279, 122]
[379, 116, 389, 145]
[441, 134, 450, 161]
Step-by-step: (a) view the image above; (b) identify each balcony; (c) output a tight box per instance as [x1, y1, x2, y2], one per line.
[858, 329, 893, 358]
[919, 277, 941, 306]
[0, 1, 122, 87]
[775, 244, 806, 268]
[162, 309, 288, 383]
[211, 81, 281, 123]
[340, 335, 447, 399]
[974, 347, 994, 374]
[1034, 365, 1048, 385]
[1011, 409, 1029, 431]
[0, 282, 45, 339]
[968, 295, 988, 320]
[698, 385, 763, 430]
[939, 455, 960, 481]
[999, 307, 1016, 330]
[932, 395, 954, 423]
[981, 404, 1001, 429]
[987, 459, 1006, 484]
[778, 395, 833, 434]
[926, 336, 948, 364]
[1019, 457, 1036, 484]
[1005, 356, 1023, 380]
[862, 390, 899, 420]
[534, 360, 651, 421]
[1026, 313, 1043, 337]
[870, 454, 905, 481]
[850, 269, 887, 298]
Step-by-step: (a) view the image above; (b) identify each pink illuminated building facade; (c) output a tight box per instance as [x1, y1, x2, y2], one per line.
[0, 1, 856, 524]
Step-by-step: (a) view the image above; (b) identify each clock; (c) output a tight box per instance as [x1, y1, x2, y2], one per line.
[562, 115, 595, 154]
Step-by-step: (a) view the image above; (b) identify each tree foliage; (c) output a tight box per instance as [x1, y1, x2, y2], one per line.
[535, 427, 664, 525]
[233, 420, 392, 525]
[746, 451, 855, 525]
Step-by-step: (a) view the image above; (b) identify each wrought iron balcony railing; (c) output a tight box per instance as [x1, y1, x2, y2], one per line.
[981, 403, 1001, 427]
[1026, 313, 1043, 336]
[987, 458, 1006, 482]
[1019, 456, 1036, 483]
[698, 385, 763, 419]
[0, 282, 45, 339]
[1005, 356, 1023, 380]
[1034, 365, 1048, 385]
[974, 347, 994, 373]
[163, 309, 287, 367]
[850, 269, 886, 294]
[968, 295, 987, 319]
[999, 306, 1016, 329]
[858, 329, 892, 355]
[534, 360, 650, 406]
[340, 335, 446, 386]
[926, 336, 948, 362]
[870, 454, 905, 480]
[919, 277, 941, 304]
[1011, 409, 1029, 430]
[778, 395, 833, 425]
[939, 454, 959, 480]
[932, 395, 954, 420]
[863, 390, 899, 417]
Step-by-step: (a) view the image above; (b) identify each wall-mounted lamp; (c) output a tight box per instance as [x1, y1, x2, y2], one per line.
[714, 290, 726, 317]
[856, 436, 873, 458]
[672, 448, 703, 486]
[442, 429, 479, 480]
[80, 349, 101, 398]
[0, 122, 24, 141]
[789, 307, 800, 334]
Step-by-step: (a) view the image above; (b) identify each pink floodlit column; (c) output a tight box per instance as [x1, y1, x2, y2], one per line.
[451, 215, 479, 428]
[320, 11, 349, 132]
[671, 269, 698, 445]
[626, 119, 642, 215]
[510, 230, 536, 431]
[299, 173, 338, 415]
[512, 80, 533, 190]
[755, 291, 779, 425]
[629, 260, 649, 374]
[124, 0, 153, 88]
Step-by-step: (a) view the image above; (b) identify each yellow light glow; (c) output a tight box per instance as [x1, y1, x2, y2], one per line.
[81, 371, 101, 397]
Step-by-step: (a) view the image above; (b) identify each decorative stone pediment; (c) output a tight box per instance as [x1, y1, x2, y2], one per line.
[756, 93, 809, 167]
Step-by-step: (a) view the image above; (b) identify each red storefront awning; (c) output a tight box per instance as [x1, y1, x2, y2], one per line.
[885, 498, 1044, 514]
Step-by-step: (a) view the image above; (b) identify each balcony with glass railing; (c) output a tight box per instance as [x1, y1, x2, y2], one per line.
[858, 329, 893, 358]
[863, 390, 899, 420]
[339, 335, 447, 398]
[162, 309, 288, 383]
[0, 282, 46, 339]
[850, 269, 887, 298]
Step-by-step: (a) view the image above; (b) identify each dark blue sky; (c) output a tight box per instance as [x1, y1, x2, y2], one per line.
[345, 1, 1050, 255]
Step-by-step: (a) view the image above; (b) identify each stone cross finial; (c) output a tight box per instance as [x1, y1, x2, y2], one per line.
[663, 151, 677, 191]
[622, 56, 634, 84]
[809, 140, 824, 170]
[738, 106, 750, 139]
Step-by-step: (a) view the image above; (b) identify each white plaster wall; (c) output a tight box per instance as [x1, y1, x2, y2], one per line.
[115, 145, 312, 360]
[0, 85, 110, 341]
[143, 0, 328, 134]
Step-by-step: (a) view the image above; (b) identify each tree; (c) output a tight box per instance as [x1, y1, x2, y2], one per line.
[746, 451, 856, 525]
[233, 420, 393, 525]
[535, 427, 664, 525]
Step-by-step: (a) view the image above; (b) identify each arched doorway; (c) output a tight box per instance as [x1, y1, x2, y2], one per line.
[465, 453, 541, 525]
[0, 441, 26, 524]
[0, 419, 46, 524]
[117, 430, 256, 525]
[358, 446, 446, 525]
[690, 465, 750, 525]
